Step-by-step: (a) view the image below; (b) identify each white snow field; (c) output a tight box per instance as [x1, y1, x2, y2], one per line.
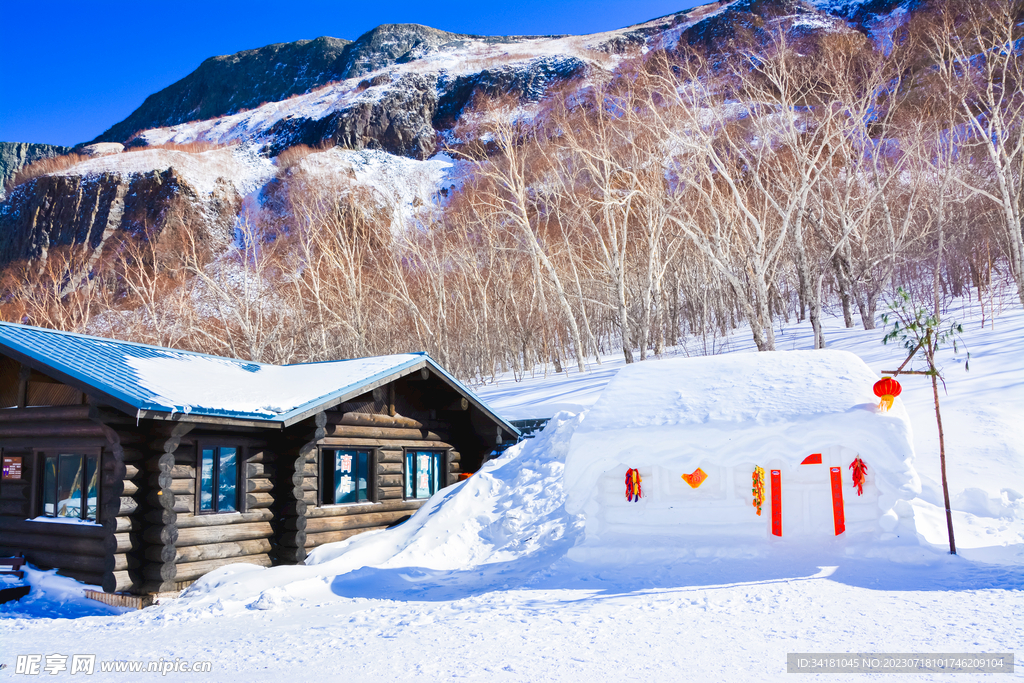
[1, 294, 1021, 681]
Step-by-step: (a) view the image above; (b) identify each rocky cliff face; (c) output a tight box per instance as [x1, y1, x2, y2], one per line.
[94, 36, 353, 144]
[0, 142, 72, 201]
[0, 168, 240, 267]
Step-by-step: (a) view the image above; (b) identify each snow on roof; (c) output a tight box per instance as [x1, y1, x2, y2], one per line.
[125, 352, 423, 419]
[564, 349, 920, 513]
[0, 322, 438, 423]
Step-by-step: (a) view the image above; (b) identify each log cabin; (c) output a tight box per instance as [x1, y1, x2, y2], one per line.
[0, 322, 518, 596]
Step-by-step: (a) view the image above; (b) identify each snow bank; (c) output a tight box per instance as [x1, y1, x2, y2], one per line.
[174, 412, 583, 607]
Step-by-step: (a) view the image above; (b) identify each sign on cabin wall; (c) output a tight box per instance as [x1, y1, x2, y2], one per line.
[2, 456, 21, 480]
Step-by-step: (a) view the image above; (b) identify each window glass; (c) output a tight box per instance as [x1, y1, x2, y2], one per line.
[57, 453, 82, 518]
[406, 450, 444, 500]
[405, 451, 414, 499]
[200, 448, 215, 511]
[42, 455, 56, 516]
[356, 451, 369, 502]
[218, 447, 237, 512]
[84, 454, 98, 521]
[326, 449, 370, 504]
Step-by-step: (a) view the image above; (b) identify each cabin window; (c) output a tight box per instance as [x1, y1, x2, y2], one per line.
[40, 453, 99, 521]
[405, 449, 445, 500]
[199, 446, 239, 513]
[321, 449, 373, 505]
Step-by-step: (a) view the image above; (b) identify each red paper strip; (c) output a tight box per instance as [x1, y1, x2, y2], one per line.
[770, 469, 782, 537]
[800, 453, 822, 465]
[830, 466, 846, 536]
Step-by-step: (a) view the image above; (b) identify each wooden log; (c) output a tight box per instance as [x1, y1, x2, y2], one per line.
[0, 421, 108, 438]
[300, 490, 317, 505]
[377, 486, 405, 501]
[245, 478, 274, 494]
[321, 424, 449, 441]
[0, 406, 91, 422]
[105, 553, 141, 571]
[59, 569, 105, 586]
[0, 548, 105, 573]
[247, 450, 276, 463]
[172, 539, 273, 564]
[146, 490, 175, 511]
[276, 546, 306, 563]
[176, 509, 274, 528]
[102, 570, 135, 594]
[143, 508, 177, 526]
[376, 450, 404, 464]
[120, 447, 147, 462]
[104, 532, 141, 554]
[0, 485, 29, 501]
[113, 516, 140, 533]
[142, 545, 177, 564]
[121, 480, 139, 496]
[320, 437, 453, 449]
[379, 474, 403, 488]
[144, 463, 193, 478]
[175, 522, 274, 547]
[376, 461, 403, 475]
[173, 497, 193, 514]
[102, 458, 127, 476]
[0, 501, 29, 516]
[246, 462, 276, 478]
[170, 554, 273, 582]
[305, 526, 388, 548]
[168, 479, 195, 495]
[142, 561, 178, 581]
[277, 530, 306, 548]
[305, 510, 414, 534]
[142, 525, 179, 546]
[245, 492, 275, 509]
[279, 500, 307, 517]
[306, 499, 422, 518]
[0, 530, 106, 557]
[0, 437, 110, 450]
[279, 516, 307, 531]
[0, 518, 107, 537]
[330, 411, 441, 430]
[124, 464, 141, 480]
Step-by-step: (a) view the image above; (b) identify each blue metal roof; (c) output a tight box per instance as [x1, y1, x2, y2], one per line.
[0, 321, 518, 435]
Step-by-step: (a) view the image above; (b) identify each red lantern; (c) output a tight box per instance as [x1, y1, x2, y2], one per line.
[873, 377, 902, 411]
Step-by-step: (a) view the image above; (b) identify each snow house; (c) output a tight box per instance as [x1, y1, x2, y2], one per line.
[0, 323, 517, 598]
[563, 350, 921, 560]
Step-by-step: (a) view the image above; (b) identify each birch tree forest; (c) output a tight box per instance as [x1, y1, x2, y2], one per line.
[2, 0, 1021, 382]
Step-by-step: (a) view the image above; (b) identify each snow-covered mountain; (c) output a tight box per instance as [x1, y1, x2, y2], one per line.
[0, 0, 917, 267]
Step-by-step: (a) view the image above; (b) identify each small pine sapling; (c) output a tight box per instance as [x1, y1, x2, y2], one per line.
[881, 287, 969, 555]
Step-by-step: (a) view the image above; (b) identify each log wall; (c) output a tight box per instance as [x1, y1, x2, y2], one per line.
[303, 410, 462, 550]
[0, 406, 117, 587]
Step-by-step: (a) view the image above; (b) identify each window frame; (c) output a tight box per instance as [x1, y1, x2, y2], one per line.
[195, 443, 245, 515]
[319, 447, 377, 506]
[35, 448, 101, 522]
[402, 447, 450, 501]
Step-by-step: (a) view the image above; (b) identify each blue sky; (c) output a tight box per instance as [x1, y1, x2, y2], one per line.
[2, 0, 703, 147]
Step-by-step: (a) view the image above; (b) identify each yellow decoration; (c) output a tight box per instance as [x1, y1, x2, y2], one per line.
[752, 466, 766, 516]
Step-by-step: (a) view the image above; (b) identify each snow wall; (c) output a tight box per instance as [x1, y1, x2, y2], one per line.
[563, 350, 921, 560]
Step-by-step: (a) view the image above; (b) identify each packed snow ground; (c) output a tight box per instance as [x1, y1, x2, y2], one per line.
[1, 293, 1021, 681]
